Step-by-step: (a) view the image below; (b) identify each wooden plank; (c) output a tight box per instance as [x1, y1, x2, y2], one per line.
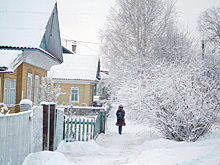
[86, 119, 89, 141]
[70, 118, 73, 142]
[74, 118, 77, 141]
[78, 118, 81, 141]
[82, 119, 85, 141]
[66, 118, 69, 142]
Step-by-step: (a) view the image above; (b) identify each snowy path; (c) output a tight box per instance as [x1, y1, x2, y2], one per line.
[58, 106, 220, 165]
[61, 107, 155, 165]
[23, 107, 220, 165]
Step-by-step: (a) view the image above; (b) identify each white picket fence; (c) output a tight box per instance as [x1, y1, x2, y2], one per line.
[0, 106, 64, 165]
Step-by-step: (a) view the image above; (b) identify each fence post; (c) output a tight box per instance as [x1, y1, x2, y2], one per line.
[74, 118, 77, 141]
[52, 104, 57, 151]
[66, 118, 69, 142]
[63, 116, 66, 140]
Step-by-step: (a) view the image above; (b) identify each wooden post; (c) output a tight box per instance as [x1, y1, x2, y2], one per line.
[78, 118, 81, 141]
[74, 118, 77, 141]
[70, 118, 73, 142]
[86, 119, 89, 141]
[66, 118, 69, 142]
[82, 119, 85, 141]
[63, 116, 66, 140]
[51, 104, 57, 151]
[90, 119, 94, 140]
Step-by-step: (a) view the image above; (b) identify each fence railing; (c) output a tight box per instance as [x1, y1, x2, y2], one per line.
[63, 105, 109, 117]
[63, 110, 106, 142]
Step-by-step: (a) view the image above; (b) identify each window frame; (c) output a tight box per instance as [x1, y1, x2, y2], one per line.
[3, 78, 16, 107]
[26, 73, 32, 100]
[40, 77, 45, 102]
[0, 77, 1, 100]
[70, 87, 79, 103]
[34, 75, 39, 105]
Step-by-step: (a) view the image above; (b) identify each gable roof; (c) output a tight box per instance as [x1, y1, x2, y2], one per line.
[50, 54, 99, 82]
[0, 0, 56, 48]
[0, 0, 63, 64]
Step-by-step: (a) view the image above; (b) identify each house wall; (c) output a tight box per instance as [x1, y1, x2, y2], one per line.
[21, 63, 47, 104]
[0, 63, 47, 113]
[57, 83, 94, 106]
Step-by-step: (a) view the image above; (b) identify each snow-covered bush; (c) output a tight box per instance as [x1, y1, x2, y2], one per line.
[100, 0, 220, 142]
[0, 103, 10, 115]
[40, 76, 65, 103]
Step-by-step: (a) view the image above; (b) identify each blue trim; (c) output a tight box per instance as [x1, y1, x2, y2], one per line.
[40, 35, 47, 51]
[54, 3, 63, 62]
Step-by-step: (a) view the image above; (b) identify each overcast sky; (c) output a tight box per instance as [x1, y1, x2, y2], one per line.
[57, 0, 220, 55]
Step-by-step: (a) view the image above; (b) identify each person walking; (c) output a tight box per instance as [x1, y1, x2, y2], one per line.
[116, 105, 126, 135]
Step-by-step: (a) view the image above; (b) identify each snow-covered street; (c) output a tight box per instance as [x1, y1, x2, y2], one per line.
[23, 105, 220, 165]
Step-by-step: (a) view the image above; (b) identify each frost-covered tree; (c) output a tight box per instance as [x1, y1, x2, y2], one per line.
[198, 5, 220, 81]
[198, 5, 220, 46]
[40, 76, 65, 103]
[100, 0, 220, 141]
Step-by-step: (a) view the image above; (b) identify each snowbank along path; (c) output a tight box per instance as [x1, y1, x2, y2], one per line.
[58, 105, 220, 165]
[59, 105, 157, 165]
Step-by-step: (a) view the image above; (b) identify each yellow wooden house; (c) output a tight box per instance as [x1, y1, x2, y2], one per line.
[49, 54, 100, 106]
[0, 0, 63, 113]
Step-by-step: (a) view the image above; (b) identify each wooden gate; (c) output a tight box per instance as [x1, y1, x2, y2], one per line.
[42, 103, 57, 151]
[64, 111, 105, 142]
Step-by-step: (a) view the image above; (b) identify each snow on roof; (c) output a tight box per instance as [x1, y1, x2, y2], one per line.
[0, 50, 22, 71]
[49, 54, 99, 81]
[0, 0, 56, 48]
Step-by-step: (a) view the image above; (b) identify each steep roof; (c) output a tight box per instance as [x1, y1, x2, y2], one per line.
[0, 0, 56, 48]
[50, 54, 99, 81]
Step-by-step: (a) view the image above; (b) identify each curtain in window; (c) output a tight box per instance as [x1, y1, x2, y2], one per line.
[27, 73, 32, 99]
[3, 78, 16, 106]
[34, 75, 39, 105]
[40, 77, 45, 101]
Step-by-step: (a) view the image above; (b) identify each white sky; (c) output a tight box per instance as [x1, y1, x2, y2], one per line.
[57, 0, 220, 55]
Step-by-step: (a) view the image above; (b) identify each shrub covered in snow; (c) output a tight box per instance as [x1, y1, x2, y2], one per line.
[40, 76, 65, 103]
[0, 103, 10, 115]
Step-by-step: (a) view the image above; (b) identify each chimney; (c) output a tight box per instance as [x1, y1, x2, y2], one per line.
[72, 41, 77, 53]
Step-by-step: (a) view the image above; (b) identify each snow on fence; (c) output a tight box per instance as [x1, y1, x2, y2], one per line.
[0, 107, 42, 165]
[63, 107, 107, 142]
[0, 105, 64, 165]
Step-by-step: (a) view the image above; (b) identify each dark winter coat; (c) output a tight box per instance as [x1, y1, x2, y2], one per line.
[116, 109, 126, 126]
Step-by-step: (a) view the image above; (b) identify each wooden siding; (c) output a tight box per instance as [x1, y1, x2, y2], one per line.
[57, 83, 94, 106]
[0, 62, 47, 113]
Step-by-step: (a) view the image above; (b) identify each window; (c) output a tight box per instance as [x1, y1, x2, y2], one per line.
[70, 87, 79, 103]
[27, 73, 32, 99]
[0, 77, 1, 99]
[3, 78, 16, 106]
[40, 77, 45, 101]
[34, 75, 39, 105]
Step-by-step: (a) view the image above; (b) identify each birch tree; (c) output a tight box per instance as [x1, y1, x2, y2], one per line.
[100, 0, 219, 141]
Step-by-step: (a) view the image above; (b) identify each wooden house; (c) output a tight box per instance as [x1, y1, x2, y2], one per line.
[49, 54, 100, 106]
[0, 0, 63, 113]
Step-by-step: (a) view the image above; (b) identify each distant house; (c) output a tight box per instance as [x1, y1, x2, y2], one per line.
[0, 0, 63, 113]
[49, 54, 100, 106]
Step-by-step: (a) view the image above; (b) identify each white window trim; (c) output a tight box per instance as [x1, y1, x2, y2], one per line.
[70, 87, 79, 103]
[27, 73, 32, 100]
[34, 75, 39, 105]
[0, 77, 1, 100]
[3, 78, 16, 107]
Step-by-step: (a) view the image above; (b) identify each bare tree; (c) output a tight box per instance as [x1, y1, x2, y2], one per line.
[198, 6, 220, 46]
[100, 0, 219, 142]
